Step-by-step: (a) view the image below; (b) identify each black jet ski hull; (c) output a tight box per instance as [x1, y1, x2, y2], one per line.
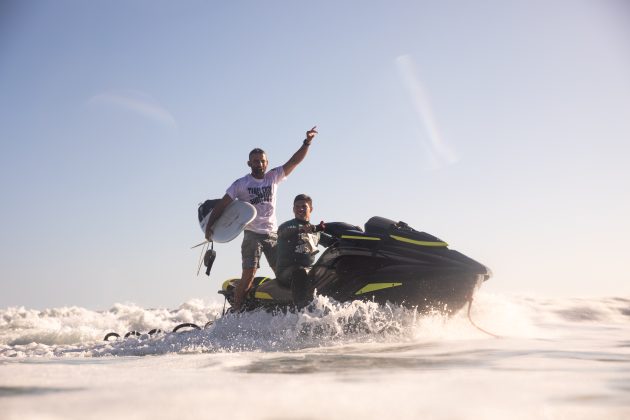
[218, 216, 491, 315]
[221, 270, 485, 314]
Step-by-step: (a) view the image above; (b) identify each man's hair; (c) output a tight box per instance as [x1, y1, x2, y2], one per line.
[248, 148, 266, 159]
[294, 194, 313, 207]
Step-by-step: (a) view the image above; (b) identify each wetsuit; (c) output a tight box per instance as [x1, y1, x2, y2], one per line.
[276, 218, 332, 308]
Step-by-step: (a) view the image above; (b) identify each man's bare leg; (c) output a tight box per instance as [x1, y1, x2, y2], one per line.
[233, 267, 256, 311]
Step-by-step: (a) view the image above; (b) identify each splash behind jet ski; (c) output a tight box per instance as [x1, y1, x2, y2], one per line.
[218, 216, 491, 315]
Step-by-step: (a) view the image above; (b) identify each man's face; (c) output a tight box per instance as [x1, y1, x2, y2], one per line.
[248, 153, 268, 178]
[293, 199, 312, 222]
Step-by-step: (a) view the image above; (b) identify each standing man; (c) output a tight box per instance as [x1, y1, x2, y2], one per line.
[276, 194, 332, 309]
[205, 126, 318, 311]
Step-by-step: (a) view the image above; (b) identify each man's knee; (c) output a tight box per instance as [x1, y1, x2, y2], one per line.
[276, 266, 307, 288]
[242, 259, 259, 270]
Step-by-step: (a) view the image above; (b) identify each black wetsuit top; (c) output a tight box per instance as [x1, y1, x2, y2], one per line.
[276, 218, 332, 272]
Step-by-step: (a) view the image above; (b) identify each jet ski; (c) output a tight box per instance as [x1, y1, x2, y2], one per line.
[218, 216, 492, 315]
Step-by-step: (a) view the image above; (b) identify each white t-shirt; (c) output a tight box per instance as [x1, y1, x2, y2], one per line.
[226, 166, 287, 234]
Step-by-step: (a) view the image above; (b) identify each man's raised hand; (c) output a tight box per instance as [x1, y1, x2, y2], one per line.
[306, 126, 318, 142]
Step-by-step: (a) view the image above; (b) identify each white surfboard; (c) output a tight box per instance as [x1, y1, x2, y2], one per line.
[199, 200, 257, 243]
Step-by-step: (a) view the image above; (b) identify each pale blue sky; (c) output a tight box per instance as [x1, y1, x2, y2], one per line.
[1, 0, 629, 309]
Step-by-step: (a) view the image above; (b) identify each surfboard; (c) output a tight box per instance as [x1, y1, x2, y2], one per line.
[199, 200, 257, 243]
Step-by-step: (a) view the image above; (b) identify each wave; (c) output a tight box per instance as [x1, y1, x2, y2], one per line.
[1, 293, 629, 358]
[0, 299, 217, 348]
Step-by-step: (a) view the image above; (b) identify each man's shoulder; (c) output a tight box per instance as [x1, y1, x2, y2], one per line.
[227, 173, 249, 188]
[266, 166, 284, 178]
[233, 173, 252, 183]
[233, 168, 281, 184]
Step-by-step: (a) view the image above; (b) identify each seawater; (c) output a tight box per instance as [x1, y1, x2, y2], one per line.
[1, 293, 629, 419]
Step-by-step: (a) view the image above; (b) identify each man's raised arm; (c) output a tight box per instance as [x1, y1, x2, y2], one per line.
[282, 126, 318, 177]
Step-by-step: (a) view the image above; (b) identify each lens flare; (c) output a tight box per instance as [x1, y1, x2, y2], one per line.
[396, 54, 458, 168]
[87, 90, 178, 129]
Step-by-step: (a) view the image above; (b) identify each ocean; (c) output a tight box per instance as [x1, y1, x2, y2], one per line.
[1, 293, 629, 420]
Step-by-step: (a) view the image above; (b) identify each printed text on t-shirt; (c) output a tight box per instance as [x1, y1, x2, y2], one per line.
[248, 186, 272, 205]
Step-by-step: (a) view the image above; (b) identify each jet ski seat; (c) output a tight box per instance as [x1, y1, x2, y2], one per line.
[364, 216, 398, 235]
[365, 216, 447, 245]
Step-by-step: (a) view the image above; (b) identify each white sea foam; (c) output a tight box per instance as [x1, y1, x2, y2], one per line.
[0, 299, 221, 357]
[2, 293, 628, 357]
[1, 293, 629, 420]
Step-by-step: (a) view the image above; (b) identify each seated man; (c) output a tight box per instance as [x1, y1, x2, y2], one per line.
[276, 194, 333, 309]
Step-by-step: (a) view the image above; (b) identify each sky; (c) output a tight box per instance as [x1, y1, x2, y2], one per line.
[1, 0, 629, 310]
